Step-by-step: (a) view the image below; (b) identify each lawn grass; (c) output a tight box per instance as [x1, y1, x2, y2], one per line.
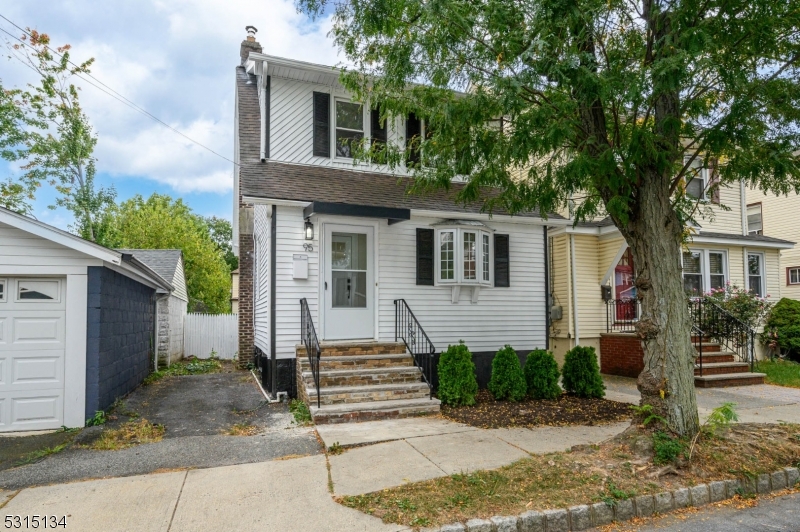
[756, 359, 800, 388]
[339, 423, 800, 529]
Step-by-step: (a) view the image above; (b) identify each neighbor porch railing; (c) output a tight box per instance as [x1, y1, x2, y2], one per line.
[688, 297, 756, 373]
[394, 299, 436, 398]
[299, 298, 321, 408]
[605, 298, 640, 333]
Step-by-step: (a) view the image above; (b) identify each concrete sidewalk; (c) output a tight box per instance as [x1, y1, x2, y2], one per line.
[0, 455, 405, 532]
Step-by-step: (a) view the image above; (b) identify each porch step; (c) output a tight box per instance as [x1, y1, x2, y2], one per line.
[298, 353, 414, 371]
[693, 342, 722, 353]
[310, 397, 441, 424]
[302, 366, 423, 387]
[316, 342, 407, 357]
[694, 372, 766, 388]
[306, 382, 431, 405]
[694, 352, 735, 364]
[694, 362, 751, 376]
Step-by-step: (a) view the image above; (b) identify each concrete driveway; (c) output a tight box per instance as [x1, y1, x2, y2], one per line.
[0, 372, 321, 490]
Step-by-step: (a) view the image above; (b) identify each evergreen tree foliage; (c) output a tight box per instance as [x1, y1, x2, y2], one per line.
[562, 346, 606, 399]
[488, 345, 527, 401]
[437, 342, 478, 406]
[524, 349, 561, 400]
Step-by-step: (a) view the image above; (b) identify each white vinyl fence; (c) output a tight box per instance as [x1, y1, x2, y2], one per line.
[184, 313, 238, 360]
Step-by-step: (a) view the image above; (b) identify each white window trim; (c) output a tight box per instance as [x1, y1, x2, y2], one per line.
[747, 252, 766, 296]
[789, 267, 800, 286]
[435, 227, 493, 287]
[684, 158, 709, 200]
[332, 97, 366, 161]
[682, 248, 728, 294]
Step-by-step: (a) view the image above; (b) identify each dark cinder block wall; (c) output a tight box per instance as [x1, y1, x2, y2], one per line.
[85, 266, 155, 419]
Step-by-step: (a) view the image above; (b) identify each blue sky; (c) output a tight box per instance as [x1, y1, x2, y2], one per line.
[0, 0, 341, 229]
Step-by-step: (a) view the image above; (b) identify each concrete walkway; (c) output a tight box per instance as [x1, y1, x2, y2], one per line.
[0, 455, 405, 532]
[319, 417, 631, 495]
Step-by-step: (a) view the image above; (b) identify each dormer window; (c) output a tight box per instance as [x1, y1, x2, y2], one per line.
[335, 100, 364, 158]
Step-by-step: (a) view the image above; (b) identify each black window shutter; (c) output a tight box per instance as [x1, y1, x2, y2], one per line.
[416, 228, 434, 286]
[371, 109, 387, 144]
[313, 92, 330, 158]
[406, 113, 421, 166]
[494, 234, 510, 287]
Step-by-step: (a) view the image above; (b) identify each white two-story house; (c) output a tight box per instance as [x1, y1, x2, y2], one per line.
[232, 28, 567, 422]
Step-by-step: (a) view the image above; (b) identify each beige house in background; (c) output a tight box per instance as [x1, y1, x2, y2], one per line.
[231, 268, 239, 313]
[745, 188, 800, 302]
[548, 175, 794, 365]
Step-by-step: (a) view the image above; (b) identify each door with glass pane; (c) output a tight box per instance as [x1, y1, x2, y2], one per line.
[323, 224, 374, 340]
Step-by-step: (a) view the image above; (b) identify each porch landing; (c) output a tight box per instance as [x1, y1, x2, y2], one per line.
[296, 341, 440, 424]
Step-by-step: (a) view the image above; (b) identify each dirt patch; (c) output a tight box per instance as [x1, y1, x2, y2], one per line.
[224, 423, 261, 436]
[339, 423, 800, 529]
[441, 390, 632, 429]
[0, 430, 78, 472]
[87, 419, 166, 450]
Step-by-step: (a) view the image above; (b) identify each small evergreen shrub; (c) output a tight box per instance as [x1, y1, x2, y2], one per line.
[488, 345, 527, 401]
[561, 346, 606, 398]
[763, 298, 800, 362]
[652, 431, 686, 465]
[523, 349, 561, 400]
[437, 342, 479, 406]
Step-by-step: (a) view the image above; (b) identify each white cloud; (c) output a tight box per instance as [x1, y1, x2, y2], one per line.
[2, 0, 339, 194]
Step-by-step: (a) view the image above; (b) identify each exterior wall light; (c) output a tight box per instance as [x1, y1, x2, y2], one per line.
[304, 219, 314, 240]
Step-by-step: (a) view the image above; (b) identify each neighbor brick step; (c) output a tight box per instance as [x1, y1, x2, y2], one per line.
[310, 397, 441, 424]
[694, 362, 751, 376]
[305, 382, 431, 405]
[301, 366, 423, 387]
[297, 353, 414, 371]
[693, 352, 735, 364]
[296, 342, 407, 358]
[694, 372, 766, 388]
[693, 342, 722, 353]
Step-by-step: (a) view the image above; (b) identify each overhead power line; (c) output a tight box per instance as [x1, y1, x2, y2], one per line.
[0, 14, 238, 166]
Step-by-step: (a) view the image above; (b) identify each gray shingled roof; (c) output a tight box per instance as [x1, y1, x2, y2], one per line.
[236, 67, 565, 220]
[116, 249, 182, 284]
[577, 216, 615, 228]
[696, 231, 795, 245]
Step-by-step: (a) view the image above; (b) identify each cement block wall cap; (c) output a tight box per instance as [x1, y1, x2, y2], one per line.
[490, 515, 518, 532]
[654, 492, 674, 513]
[709, 481, 727, 503]
[591, 502, 614, 527]
[439, 524, 467, 532]
[614, 499, 635, 521]
[771, 470, 787, 491]
[785, 467, 800, 487]
[542, 508, 569, 532]
[568, 505, 592, 530]
[518, 510, 544, 532]
[635, 495, 655, 517]
[465, 518, 493, 532]
[757, 473, 771, 494]
[673, 488, 691, 509]
[690, 484, 710, 506]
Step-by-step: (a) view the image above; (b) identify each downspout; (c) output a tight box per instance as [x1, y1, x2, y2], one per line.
[270, 204, 277, 396]
[543, 226, 550, 350]
[570, 234, 581, 346]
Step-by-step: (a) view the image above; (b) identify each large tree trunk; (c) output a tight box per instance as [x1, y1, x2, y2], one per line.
[618, 170, 700, 437]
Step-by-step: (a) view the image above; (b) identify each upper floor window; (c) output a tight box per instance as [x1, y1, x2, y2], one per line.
[747, 203, 763, 235]
[788, 267, 800, 285]
[435, 224, 493, 286]
[684, 159, 709, 199]
[335, 100, 364, 158]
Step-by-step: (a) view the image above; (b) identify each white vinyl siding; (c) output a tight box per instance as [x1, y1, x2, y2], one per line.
[171, 257, 189, 302]
[253, 205, 271, 353]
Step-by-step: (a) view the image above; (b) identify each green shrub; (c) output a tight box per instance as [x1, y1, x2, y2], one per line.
[437, 342, 479, 406]
[523, 349, 561, 400]
[488, 345, 527, 401]
[561, 346, 605, 398]
[653, 431, 686, 465]
[763, 298, 800, 361]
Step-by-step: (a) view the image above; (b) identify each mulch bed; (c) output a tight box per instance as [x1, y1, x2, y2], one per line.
[441, 389, 632, 429]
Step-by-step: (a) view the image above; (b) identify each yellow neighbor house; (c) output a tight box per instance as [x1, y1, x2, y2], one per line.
[547, 175, 794, 387]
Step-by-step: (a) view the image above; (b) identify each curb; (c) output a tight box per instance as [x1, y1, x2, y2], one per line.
[429, 467, 800, 531]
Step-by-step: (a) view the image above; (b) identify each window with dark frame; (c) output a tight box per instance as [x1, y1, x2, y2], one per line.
[788, 267, 800, 285]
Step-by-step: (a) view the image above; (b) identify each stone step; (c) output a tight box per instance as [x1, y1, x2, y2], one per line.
[298, 353, 414, 371]
[297, 342, 408, 358]
[694, 352, 735, 364]
[302, 366, 423, 387]
[694, 362, 751, 376]
[306, 382, 432, 405]
[694, 372, 766, 388]
[310, 397, 441, 424]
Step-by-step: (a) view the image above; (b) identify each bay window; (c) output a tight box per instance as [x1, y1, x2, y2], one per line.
[435, 224, 493, 286]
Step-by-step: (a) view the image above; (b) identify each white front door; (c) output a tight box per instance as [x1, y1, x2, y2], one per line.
[323, 224, 375, 340]
[0, 277, 66, 432]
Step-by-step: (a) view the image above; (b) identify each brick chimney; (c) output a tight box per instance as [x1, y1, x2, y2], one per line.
[240, 25, 262, 65]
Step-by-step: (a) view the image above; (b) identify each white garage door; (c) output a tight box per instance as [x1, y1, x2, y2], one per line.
[0, 278, 66, 432]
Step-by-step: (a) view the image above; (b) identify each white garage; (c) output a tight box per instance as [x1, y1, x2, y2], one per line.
[0, 208, 173, 432]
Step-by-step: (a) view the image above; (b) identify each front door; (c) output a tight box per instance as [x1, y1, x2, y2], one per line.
[323, 224, 374, 340]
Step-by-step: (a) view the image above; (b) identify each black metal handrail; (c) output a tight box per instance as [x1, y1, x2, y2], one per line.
[394, 299, 436, 398]
[605, 298, 640, 333]
[688, 297, 756, 372]
[300, 298, 321, 408]
[692, 324, 704, 376]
